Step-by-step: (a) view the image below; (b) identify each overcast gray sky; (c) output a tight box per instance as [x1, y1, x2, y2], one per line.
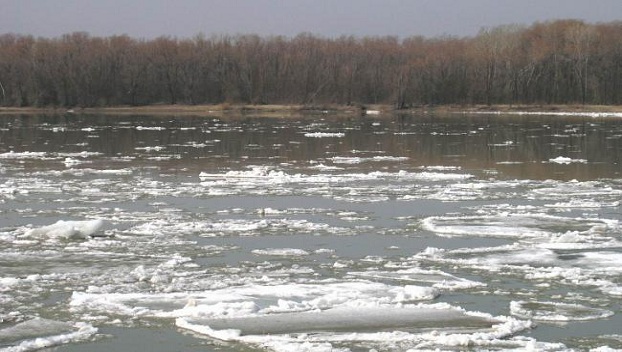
[1, 0, 621, 39]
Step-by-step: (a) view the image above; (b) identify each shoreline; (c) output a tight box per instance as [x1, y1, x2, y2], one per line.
[2, 103, 622, 117]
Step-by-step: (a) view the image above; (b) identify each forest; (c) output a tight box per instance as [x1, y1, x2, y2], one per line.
[1, 19, 622, 108]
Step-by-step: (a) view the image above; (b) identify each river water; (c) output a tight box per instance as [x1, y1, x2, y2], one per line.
[1, 111, 621, 351]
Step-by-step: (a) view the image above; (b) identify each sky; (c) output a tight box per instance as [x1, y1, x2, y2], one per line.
[1, 0, 621, 39]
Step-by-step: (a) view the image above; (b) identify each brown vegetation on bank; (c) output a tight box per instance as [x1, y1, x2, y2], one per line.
[2, 20, 622, 109]
[3, 103, 622, 118]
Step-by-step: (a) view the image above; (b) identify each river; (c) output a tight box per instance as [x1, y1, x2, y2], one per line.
[1, 111, 621, 351]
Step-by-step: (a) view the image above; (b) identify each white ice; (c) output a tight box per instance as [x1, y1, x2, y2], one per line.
[421, 214, 551, 238]
[252, 248, 310, 256]
[347, 267, 486, 291]
[24, 220, 105, 240]
[0, 318, 97, 352]
[420, 212, 618, 240]
[69, 276, 536, 351]
[303, 132, 345, 138]
[330, 156, 408, 164]
[70, 281, 440, 320]
[175, 306, 532, 351]
[549, 156, 588, 164]
[199, 166, 472, 185]
[0, 151, 47, 160]
[510, 300, 614, 321]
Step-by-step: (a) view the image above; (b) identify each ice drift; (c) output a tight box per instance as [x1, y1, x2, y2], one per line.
[0, 318, 97, 351]
[24, 219, 105, 239]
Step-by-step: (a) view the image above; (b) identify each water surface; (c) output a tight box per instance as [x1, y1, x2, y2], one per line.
[1, 112, 621, 351]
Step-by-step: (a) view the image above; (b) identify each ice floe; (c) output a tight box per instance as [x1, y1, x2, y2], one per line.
[0, 151, 47, 160]
[135, 126, 166, 131]
[420, 213, 618, 239]
[69, 280, 534, 351]
[198, 166, 474, 199]
[252, 248, 310, 256]
[330, 156, 409, 164]
[0, 318, 97, 352]
[510, 300, 614, 321]
[126, 218, 352, 237]
[347, 267, 486, 290]
[23, 220, 105, 240]
[303, 132, 345, 138]
[549, 156, 588, 164]
[528, 180, 622, 203]
[71, 281, 439, 315]
[175, 306, 532, 351]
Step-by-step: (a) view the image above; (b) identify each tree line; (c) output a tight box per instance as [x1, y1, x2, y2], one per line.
[1, 19, 622, 108]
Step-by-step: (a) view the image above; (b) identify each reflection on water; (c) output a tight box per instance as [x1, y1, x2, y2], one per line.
[1, 112, 620, 180]
[0, 112, 621, 351]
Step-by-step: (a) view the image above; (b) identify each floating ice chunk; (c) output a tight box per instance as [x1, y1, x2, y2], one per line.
[420, 165, 462, 171]
[307, 163, 344, 171]
[590, 347, 622, 352]
[371, 156, 408, 162]
[348, 268, 486, 291]
[50, 168, 134, 176]
[0, 318, 97, 351]
[601, 285, 622, 296]
[24, 219, 105, 239]
[135, 146, 165, 152]
[70, 281, 440, 320]
[575, 251, 622, 272]
[330, 156, 408, 164]
[176, 306, 533, 351]
[545, 200, 620, 208]
[304, 132, 345, 138]
[420, 214, 549, 238]
[0, 151, 47, 159]
[409, 171, 473, 181]
[56, 151, 101, 158]
[176, 318, 241, 341]
[252, 248, 310, 256]
[0, 318, 73, 345]
[63, 157, 84, 167]
[71, 283, 533, 350]
[198, 167, 472, 190]
[256, 207, 286, 215]
[549, 156, 587, 164]
[529, 180, 622, 200]
[200, 166, 286, 180]
[488, 140, 515, 147]
[127, 217, 351, 237]
[421, 213, 616, 239]
[177, 305, 499, 337]
[548, 231, 587, 244]
[330, 156, 362, 164]
[135, 126, 166, 131]
[481, 248, 559, 266]
[0, 185, 18, 196]
[510, 300, 614, 321]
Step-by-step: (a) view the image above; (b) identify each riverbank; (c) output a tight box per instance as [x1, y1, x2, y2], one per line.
[2, 103, 622, 117]
[0, 104, 358, 117]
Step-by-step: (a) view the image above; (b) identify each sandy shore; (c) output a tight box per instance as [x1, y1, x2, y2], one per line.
[2, 103, 622, 117]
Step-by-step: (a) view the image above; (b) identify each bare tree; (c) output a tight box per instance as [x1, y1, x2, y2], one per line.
[1, 21, 622, 108]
